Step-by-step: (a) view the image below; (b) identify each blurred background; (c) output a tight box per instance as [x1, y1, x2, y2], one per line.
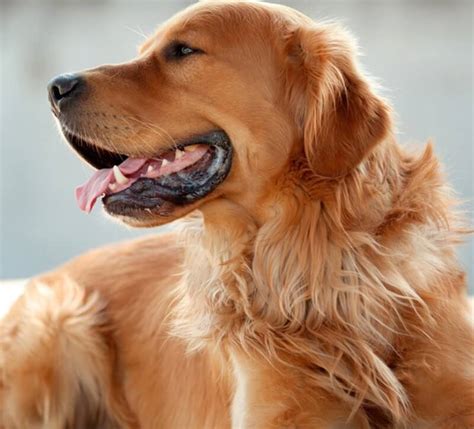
[0, 0, 472, 291]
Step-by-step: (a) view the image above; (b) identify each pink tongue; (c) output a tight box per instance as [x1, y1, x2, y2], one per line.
[76, 158, 148, 213]
[75, 145, 209, 213]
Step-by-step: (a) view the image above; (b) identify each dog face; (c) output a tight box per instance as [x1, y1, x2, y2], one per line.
[48, 1, 390, 227]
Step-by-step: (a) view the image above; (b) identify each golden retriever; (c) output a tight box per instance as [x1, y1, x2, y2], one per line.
[1, 1, 473, 428]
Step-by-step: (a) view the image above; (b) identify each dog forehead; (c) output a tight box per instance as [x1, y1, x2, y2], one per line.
[137, 8, 227, 55]
[139, 0, 289, 54]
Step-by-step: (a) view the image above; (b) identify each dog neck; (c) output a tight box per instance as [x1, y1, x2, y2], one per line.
[171, 138, 464, 420]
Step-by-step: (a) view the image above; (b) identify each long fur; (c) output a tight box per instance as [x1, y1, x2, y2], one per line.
[1, 1, 473, 428]
[0, 278, 137, 429]
[171, 140, 470, 425]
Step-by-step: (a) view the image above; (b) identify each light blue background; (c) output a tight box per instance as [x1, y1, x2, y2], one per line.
[1, 1, 472, 292]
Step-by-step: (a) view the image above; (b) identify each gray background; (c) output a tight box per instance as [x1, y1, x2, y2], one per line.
[0, 1, 472, 291]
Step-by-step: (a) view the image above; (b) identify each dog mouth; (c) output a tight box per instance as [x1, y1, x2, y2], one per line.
[63, 128, 233, 216]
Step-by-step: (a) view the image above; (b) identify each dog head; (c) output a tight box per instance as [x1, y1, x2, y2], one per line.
[48, 0, 391, 227]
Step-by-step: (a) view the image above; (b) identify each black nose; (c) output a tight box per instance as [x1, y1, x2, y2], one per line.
[47, 74, 82, 111]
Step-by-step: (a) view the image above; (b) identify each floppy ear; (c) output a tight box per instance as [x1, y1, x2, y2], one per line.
[285, 24, 392, 177]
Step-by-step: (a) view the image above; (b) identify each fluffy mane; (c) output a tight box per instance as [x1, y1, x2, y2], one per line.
[2, 2, 471, 428]
[171, 135, 466, 424]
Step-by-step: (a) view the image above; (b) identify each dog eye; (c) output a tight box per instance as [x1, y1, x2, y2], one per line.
[179, 45, 194, 56]
[164, 42, 203, 61]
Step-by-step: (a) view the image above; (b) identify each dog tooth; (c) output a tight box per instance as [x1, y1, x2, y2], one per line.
[184, 145, 197, 152]
[108, 183, 117, 191]
[175, 149, 185, 159]
[147, 165, 155, 173]
[113, 165, 128, 184]
[161, 159, 170, 167]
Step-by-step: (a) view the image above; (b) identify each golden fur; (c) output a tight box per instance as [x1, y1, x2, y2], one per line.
[1, 1, 473, 428]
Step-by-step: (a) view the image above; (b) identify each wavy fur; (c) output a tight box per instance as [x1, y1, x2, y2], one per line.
[172, 136, 469, 426]
[1, 1, 472, 428]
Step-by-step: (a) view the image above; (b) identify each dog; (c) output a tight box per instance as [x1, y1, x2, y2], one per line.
[1, 1, 473, 428]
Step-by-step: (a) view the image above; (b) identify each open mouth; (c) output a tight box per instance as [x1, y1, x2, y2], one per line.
[63, 129, 233, 216]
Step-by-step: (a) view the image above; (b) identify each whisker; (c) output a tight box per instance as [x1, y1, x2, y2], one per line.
[124, 25, 149, 42]
[118, 115, 160, 155]
[126, 116, 175, 147]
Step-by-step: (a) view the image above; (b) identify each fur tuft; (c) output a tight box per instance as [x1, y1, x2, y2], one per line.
[0, 276, 137, 429]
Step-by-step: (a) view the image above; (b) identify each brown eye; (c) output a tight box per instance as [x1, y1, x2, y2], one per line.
[164, 42, 203, 61]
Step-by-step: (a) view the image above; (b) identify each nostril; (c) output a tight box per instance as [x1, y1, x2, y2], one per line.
[52, 85, 62, 101]
[47, 74, 82, 108]
[55, 78, 79, 98]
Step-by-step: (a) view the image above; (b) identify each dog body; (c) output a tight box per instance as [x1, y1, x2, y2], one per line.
[1, 1, 473, 428]
[0, 235, 232, 429]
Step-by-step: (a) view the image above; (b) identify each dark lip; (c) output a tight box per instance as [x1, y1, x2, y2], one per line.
[62, 128, 128, 169]
[103, 130, 233, 216]
[59, 126, 233, 216]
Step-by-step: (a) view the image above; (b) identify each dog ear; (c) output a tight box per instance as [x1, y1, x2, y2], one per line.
[285, 24, 392, 177]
